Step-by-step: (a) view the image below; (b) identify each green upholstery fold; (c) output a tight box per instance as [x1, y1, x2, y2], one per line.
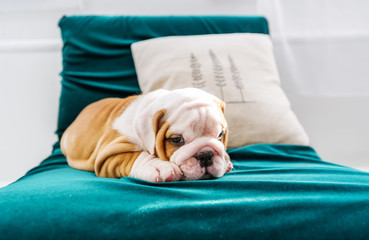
[2, 144, 369, 239]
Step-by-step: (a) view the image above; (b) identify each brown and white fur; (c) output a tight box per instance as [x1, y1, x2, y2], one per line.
[61, 88, 233, 182]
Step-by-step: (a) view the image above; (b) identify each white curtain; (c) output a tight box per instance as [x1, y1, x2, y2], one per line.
[257, 0, 369, 96]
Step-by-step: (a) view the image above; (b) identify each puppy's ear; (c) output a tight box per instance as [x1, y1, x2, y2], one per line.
[152, 109, 166, 135]
[213, 98, 228, 149]
[222, 127, 229, 150]
[152, 109, 171, 161]
[213, 98, 225, 114]
[136, 107, 167, 155]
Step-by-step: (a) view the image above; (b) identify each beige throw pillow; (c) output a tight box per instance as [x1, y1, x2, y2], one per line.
[131, 33, 309, 148]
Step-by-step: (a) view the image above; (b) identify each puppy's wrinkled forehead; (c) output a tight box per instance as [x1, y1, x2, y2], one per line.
[169, 104, 224, 139]
[160, 89, 226, 139]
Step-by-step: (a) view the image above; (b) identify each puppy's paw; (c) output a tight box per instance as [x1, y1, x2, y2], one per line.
[130, 153, 183, 182]
[150, 159, 183, 182]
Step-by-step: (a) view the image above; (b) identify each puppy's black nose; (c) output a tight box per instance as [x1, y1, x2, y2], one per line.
[197, 151, 214, 167]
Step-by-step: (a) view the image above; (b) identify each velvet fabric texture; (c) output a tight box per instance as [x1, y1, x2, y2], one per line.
[1, 16, 369, 239]
[1, 144, 369, 239]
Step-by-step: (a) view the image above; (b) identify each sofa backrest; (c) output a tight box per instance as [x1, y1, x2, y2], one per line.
[57, 15, 269, 139]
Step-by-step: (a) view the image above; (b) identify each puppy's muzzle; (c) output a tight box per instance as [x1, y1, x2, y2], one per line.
[196, 151, 214, 167]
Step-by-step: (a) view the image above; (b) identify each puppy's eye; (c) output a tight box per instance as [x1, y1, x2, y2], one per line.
[167, 135, 185, 146]
[218, 131, 225, 140]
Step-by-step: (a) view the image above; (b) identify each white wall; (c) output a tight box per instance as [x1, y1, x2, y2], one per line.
[1, 0, 368, 187]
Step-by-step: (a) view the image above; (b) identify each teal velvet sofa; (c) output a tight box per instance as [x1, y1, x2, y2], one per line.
[1, 16, 369, 239]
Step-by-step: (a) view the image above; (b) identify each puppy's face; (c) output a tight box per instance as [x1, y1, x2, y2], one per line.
[151, 89, 233, 180]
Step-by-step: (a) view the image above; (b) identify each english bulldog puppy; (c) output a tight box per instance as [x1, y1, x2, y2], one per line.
[61, 88, 233, 182]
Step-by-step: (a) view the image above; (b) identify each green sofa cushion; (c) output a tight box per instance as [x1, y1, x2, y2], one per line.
[2, 144, 369, 239]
